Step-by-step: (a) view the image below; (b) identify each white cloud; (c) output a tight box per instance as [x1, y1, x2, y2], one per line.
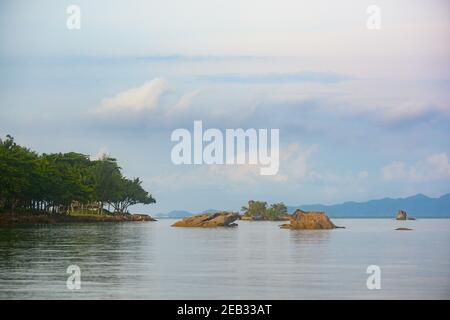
[381, 161, 407, 181]
[164, 89, 201, 117]
[212, 143, 319, 184]
[92, 79, 204, 125]
[96, 78, 169, 113]
[382, 153, 450, 182]
[378, 102, 447, 124]
[275, 143, 318, 182]
[322, 78, 450, 125]
[149, 143, 317, 189]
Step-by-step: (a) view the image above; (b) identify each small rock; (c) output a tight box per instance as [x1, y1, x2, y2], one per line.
[396, 210, 408, 220]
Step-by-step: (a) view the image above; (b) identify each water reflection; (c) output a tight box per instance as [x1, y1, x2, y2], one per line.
[0, 219, 449, 299]
[288, 229, 331, 244]
[0, 223, 156, 299]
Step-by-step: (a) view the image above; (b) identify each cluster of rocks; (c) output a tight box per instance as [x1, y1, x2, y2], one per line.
[172, 209, 342, 230]
[171, 208, 416, 231]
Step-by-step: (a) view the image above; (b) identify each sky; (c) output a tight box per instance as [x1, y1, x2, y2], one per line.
[0, 0, 449, 213]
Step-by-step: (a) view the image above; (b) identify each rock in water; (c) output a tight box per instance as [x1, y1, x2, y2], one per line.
[171, 212, 240, 228]
[396, 227, 413, 231]
[396, 210, 408, 220]
[280, 209, 337, 230]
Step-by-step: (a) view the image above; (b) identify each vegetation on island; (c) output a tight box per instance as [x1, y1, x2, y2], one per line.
[0, 135, 155, 216]
[241, 200, 289, 220]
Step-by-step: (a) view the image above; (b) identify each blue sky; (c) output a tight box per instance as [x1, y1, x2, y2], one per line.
[0, 0, 449, 213]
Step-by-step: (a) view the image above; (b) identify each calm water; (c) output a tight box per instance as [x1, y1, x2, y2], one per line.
[0, 219, 449, 299]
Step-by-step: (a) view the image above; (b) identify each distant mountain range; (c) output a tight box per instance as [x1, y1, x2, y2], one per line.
[288, 193, 450, 218]
[154, 193, 450, 218]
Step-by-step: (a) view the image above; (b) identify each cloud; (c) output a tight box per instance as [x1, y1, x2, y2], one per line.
[377, 102, 447, 125]
[382, 153, 450, 182]
[381, 161, 407, 181]
[317, 78, 450, 126]
[95, 78, 170, 113]
[206, 143, 319, 184]
[89, 75, 450, 133]
[164, 89, 201, 117]
[149, 142, 318, 190]
[91, 78, 204, 127]
[197, 72, 352, 84]
[275, 143, 319, 182]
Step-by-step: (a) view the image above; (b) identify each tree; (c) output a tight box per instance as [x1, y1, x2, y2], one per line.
[265, 202, 287, 220]
[241, 200, 288, 220]
[89, 156, 123, 214]
[0, 135, 39, 213]
[0, 135, 156, 215]
[108, 178, 156, 213]
[241, 200, 267, 218]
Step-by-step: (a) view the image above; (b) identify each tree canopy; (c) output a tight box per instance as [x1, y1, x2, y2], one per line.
[241, 200, 288, 220]
[0, 135, 155, 214]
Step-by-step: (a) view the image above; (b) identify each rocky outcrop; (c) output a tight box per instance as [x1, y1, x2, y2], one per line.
[280, 209, 340, 230]
[172, 212, 239, 228]
[396, 210, 407, 220]
[396, 210, 416, 220]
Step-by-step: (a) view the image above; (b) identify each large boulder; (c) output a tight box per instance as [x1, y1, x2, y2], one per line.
[172, 212, 239, 228]
[396, 210, 407, 220]
[280, 209, 338, 230]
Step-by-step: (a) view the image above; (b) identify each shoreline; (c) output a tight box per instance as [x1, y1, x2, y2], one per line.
[0, 213, 156, 226]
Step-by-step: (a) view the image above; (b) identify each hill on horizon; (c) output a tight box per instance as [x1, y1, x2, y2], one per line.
[154, 193, 450, 218]
[287, 193, 450, 218]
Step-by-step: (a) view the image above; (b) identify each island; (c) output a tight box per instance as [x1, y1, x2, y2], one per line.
[395, 209, 416, 220]
[280, 209, 342, 230]
[240, 200, 291, 221]
[0, 135, 156, 225]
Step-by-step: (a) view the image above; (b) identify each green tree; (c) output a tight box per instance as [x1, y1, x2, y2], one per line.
[89, 155, 123, 214]
[0, 135, 39, 213]
[241, 200, 268, 219]
[0, 135, 156, 215]
[241, 200, 288, 220]
[108, 177, 155, 213]
[265, 202, 287, 220]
